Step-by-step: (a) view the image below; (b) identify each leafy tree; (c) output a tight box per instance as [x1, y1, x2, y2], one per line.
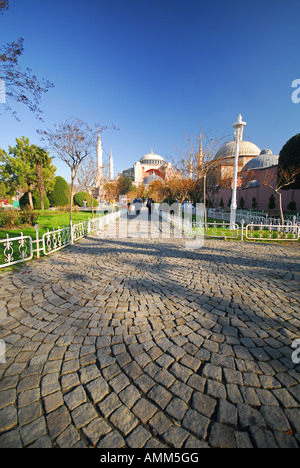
[117, 175, 135, 195]
[0, 137, 56, 209]
[0, 2, 54, 120]
[48, 176, 70, 207]
[29, 146, 54, 209]
[278, 133, 300, 189]
[104, 180, 120, 203]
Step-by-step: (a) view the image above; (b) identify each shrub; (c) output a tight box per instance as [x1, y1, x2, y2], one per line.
[287, 201, 297, 211]
[48, 176, 70, 207]
[0, 209, 18, 228]
[18, 209, 39, 225]
[73, 192, 91, 207]
[239, 197, 245, 209]
[19, 191, 49, 210]
[268, 193, 276, 210]
[219, 198, 224, 208]
[252, 197, 258, 209]
[0, 209, 38, 227]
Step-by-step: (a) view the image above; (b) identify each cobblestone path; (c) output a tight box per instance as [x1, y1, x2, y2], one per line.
[0, 215, 300, 448]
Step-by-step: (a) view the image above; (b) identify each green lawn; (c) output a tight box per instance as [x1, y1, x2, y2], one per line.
[0, 210, 106, 271]
[0, 210, 102, 240]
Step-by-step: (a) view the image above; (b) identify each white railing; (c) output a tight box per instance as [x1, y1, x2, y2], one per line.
[246, 223, 300, 241]
[209, 208, 300, 227]
[192, 221, 239, 239]
[162, 211, 299, 243]
[0, 233, 33, 269]
[0, 211, 120, 269]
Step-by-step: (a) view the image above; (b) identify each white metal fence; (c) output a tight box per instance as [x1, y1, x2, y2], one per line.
[0, 211, 120, 269]
[209, 208, 300, 226]
[163, 211, 300, 243]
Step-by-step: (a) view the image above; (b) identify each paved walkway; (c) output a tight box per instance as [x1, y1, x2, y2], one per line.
[0, 213, 300, 448]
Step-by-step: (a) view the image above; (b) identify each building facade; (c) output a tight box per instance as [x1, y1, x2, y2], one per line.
[122, 150, 173, 187]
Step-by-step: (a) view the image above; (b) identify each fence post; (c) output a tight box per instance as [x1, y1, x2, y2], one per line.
[70, 220, 74, 244]
[241, 219, 244, 242]
[34, 224, 40, 258]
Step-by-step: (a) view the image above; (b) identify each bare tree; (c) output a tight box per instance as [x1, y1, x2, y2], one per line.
[76, 155, 98, 217]
[38, 118, 106, 231]
[245, 165, 300, 224]
[0, 1, 54, 120]
[172, 131, 224, 225]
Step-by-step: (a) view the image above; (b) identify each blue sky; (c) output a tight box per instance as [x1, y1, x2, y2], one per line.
[1, 0, 300, 182]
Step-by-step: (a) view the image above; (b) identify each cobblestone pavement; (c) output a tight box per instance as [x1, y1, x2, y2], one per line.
[0, 214, 300, 448]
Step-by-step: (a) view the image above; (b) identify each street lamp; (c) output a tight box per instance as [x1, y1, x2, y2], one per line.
[230, 114, 246, 229]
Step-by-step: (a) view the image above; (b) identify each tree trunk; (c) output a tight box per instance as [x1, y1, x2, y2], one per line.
[69, 170, 75, 243]
[28, 188, 34, 210]
[36, 162, 44, 210]
[277, 190, 284, 226]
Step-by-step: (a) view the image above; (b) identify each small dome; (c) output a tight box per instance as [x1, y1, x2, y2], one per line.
[143, 174, 164, 185]
[242, 149, 279, 171]
[215, 140, 261, 160]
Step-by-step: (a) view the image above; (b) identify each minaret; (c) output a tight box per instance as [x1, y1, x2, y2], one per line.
[96, 129, 103, 188]
[109, 149, 114, 181]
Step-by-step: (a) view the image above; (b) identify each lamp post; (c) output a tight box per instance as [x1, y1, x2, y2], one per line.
[230, 114, 246, 229]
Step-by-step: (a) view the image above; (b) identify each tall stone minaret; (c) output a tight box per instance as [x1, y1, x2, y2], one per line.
[96, 129, 103, 188]
[109, 149, 114, 181]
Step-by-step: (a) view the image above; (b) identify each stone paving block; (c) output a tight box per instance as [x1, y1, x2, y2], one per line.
[148, 411, 173, 436]
[237, 403, 266, 429]
[148, 384, 173, 410]
[209, 422, 236, 448]
[0, 405, 17, 432]
[132, 397, 158, 423]
[109, 405, 138, 436]
[97, 431, 125, 448]
[162, 426, 189, 447]
[71, 403, 98, 429]
[1, 227, 300, 448]
[98, 392, 122, 418]
[20, 416, 47, 446]
[182, 409, 210, 440]
[191, 392, 217, 418]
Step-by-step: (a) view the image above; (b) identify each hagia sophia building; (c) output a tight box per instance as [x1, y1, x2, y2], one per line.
[121, 150, 173, 188]
[212, 116, 299, 212]
[95, 118, 299, 212]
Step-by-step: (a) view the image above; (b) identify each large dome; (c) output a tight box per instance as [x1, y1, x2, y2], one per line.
[242, 149, 279, 171]
[215, 140, 261, 160]
[139, 151, 165, 165]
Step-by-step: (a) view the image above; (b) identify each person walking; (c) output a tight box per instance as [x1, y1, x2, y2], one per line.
[146, 198, 152, 216]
